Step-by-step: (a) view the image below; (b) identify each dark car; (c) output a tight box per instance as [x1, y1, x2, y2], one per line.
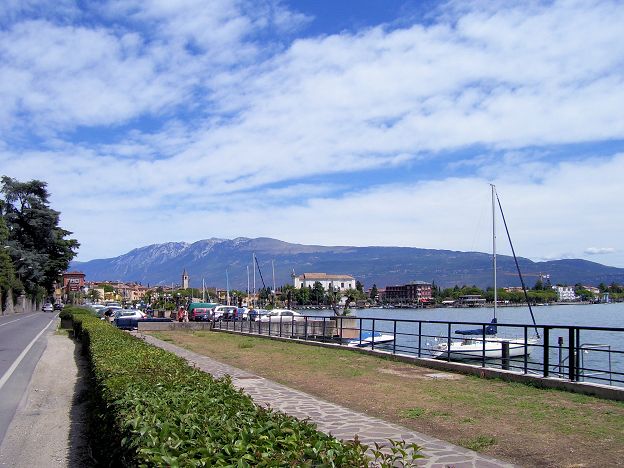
[53, 303, 63, 311]
[189, 307, 212, 321]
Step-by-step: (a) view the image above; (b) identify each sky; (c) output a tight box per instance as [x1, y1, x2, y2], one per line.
[1, 0, 623, 267]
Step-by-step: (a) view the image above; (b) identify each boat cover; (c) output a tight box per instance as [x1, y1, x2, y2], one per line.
[455, 318, 497, 335]
[357, 331, 382, 340]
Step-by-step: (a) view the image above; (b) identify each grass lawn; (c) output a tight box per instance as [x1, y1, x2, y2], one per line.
[150, 330, 624, 468]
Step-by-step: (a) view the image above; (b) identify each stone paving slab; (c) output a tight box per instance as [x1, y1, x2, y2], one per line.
[138, 333, 515, 467]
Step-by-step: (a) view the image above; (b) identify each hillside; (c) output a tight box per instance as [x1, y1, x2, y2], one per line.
[70, 237, 624, 290]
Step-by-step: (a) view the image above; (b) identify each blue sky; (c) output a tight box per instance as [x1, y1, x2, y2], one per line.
[1, 0, 623, 268]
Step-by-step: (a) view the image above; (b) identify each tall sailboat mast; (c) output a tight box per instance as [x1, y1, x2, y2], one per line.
[226, 268, 230, 306]
[252, 253, 256, 307]
[246, 265, 250, 306]
[491, 184, 497, 320]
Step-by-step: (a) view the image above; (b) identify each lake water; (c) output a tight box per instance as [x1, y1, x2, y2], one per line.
[298, 302, 624, 386]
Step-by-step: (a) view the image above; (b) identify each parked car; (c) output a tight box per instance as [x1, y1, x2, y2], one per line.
[113, 309, 147, 330]
[258, 309, 302, 322]
[114, 309, 146, 320]
[188, 307, 213, 321]
[42, 303, 53, 312]
[237, 307, 250, 320]
[248, 308, 271, 321]
[213, 305, 238, 321]
[187, 302, 218, 321]
[53, 303, 64, 311]
[100, 305, 123, 320]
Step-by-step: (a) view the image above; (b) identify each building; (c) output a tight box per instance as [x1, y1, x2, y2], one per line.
[182, 269, 189, 290]
[62, 271, 85, 292]
[556, 286, 576, 301]
[293, 273, 356, 292]
[384, 281, 433, 304]
[457, 294, 486, 307]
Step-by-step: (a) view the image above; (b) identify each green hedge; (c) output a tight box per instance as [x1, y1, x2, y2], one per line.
[67, 307, 369, 466]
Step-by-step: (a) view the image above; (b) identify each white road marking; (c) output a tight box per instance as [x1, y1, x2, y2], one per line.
[0, 318, 56, 391]
[0, 314, 39, 328]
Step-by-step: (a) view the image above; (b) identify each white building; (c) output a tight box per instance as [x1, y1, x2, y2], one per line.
[556, 286, 577, 301]
[293, 273, 356, 292]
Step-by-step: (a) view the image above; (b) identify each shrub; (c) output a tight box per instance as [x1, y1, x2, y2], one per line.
[68, 310, 370, 466]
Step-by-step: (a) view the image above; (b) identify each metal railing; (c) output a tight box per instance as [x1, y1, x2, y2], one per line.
[212, 315, 624, 387]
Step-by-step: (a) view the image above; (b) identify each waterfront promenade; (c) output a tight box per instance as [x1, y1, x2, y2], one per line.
[138, 332, 514, 467]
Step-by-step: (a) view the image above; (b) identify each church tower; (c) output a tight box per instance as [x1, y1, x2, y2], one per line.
[182, 269, 190, 290]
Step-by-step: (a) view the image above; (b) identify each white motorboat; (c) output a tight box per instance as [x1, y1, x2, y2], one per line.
[347, 331, 395, 348]
[431, 334, 540, 360]
[432, 185, 540, 361]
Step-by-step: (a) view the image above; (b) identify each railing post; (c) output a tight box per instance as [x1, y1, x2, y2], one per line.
[359, 318, 363, 346]
[417, 322, 422, 357]
[447, 323, 452, 362]
[558, 336, 564, 377]
[543, 327, 550, 378]
[501, 341, 510, 370]
[339, 316, 343, 342]
[393, 320, 397, 354]
[524, 326, 529, 374]
[268, 317, 271, 337]
[575, 328, 581, 381]
[568, 327, 575, 381]
[482, 324, 486, 367]
[322, 317, 326, 342]
[304, 316, 308, 341]
[371, 319, 376, 351]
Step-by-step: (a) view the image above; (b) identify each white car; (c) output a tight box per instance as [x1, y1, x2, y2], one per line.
[42, 303, 53, 312]
[259, 309, 302, 322]
[212, 305, 238, 321]
[113, 309, 146, 320]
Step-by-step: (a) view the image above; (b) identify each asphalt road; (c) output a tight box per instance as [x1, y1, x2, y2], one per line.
[0, 311, 57, 443]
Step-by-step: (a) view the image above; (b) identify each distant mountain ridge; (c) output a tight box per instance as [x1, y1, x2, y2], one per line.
[70, 237, 624, 290]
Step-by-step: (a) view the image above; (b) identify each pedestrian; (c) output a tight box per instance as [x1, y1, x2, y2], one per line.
[177, 306, 185, 322]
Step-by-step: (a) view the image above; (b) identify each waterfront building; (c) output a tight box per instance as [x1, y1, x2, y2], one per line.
[556, 286, 577, 301]
[457, 294, 486, 307]
[293, 273, 356, 292]
[384, 281, 433, 304]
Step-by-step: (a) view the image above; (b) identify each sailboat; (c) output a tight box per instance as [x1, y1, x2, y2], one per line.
[431, 185, 540, 360]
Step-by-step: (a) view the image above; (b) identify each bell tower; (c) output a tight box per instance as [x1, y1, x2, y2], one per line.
[182, 268, 190, 290]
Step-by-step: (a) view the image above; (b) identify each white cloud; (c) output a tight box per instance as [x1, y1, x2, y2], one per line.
[1, 0, 623, 269]
[585, 247, 617, 255]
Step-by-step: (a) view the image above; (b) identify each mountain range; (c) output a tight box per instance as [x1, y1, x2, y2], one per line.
[69, 237, 624, 290]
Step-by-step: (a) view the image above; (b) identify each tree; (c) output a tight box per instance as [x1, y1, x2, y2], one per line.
[370, 284, 378, 301]
[296, 286, 310, 305]
[0, 217, 19, 311]
[311, 281, 325, 305]
[355, 280, 363, 293]
[0, 177, 79, 297]
[87, 289, 101, 303]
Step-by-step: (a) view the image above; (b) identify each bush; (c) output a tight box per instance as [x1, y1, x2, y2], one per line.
[68, 310, 370, 466]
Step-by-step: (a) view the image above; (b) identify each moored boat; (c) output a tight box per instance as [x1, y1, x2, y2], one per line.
[347, 331, 395, 348]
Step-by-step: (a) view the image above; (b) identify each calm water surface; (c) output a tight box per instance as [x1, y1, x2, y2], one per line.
[299, 302, 624, 386]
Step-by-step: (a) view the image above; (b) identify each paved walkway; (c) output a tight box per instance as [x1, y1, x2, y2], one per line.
[139, 333, 514, 468]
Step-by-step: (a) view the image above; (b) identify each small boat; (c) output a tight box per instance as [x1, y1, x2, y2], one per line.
[430, 318, 539, 359]
[432, 185, 540, 361]
[347, 331, 395, 348]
